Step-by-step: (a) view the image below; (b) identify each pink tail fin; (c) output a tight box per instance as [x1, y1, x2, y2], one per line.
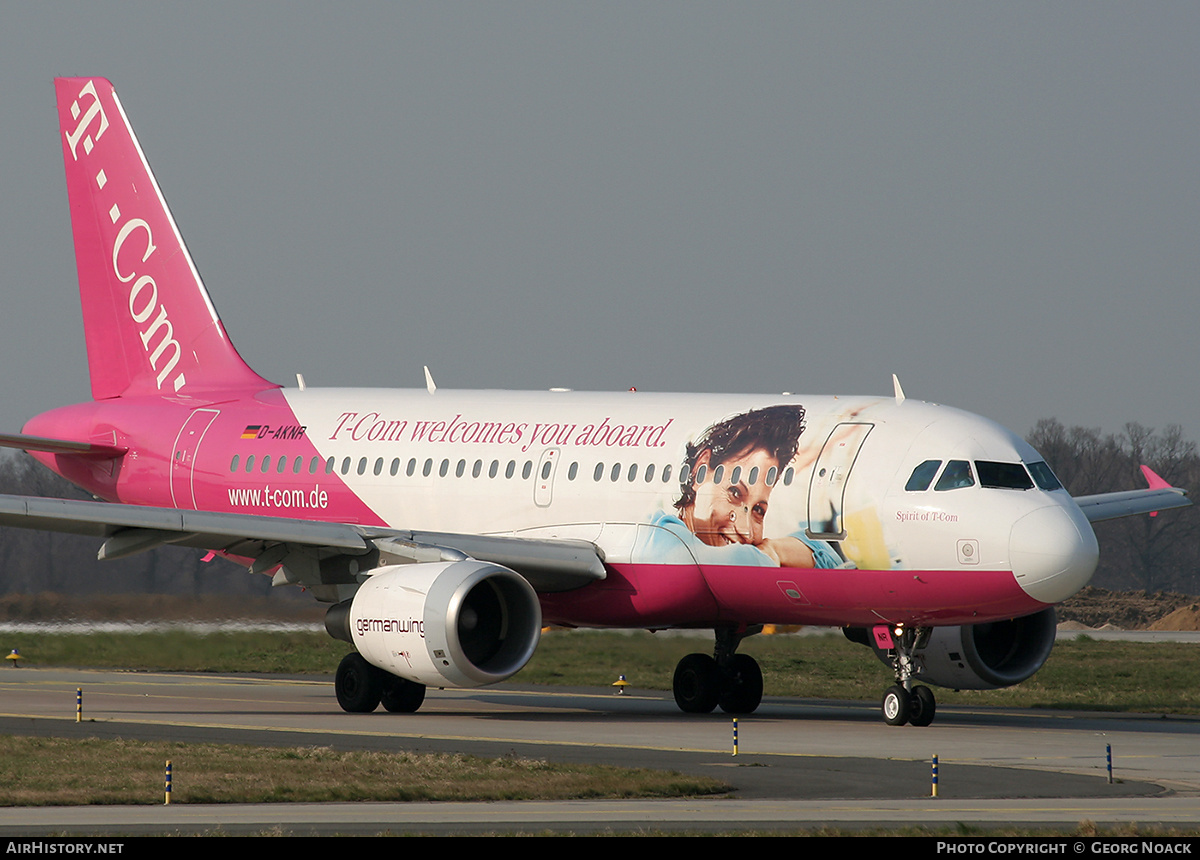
[55, 78, 275, 400]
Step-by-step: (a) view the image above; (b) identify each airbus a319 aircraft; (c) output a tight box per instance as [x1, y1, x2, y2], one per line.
[1, 78, 1188, 726]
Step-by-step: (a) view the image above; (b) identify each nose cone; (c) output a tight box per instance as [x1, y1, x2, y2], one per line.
[1009, 504, 1099, 604]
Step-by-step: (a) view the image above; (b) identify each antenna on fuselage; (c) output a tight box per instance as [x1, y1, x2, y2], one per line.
[424, 365, 437, 395]
[296, 373, 307, 391]
[892, 374, 906, 404]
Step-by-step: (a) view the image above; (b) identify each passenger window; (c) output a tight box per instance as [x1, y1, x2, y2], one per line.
[325, 456, 335, 475]
[610, 463, 621, 482]
[522, 461, 533, 480]
[341, 457, 351, 475]
[783, 467, 794, 486]
[472, 460, 482, 478]
[230, 454, 239, 472]
[935, 460, 975, 491]
[261, 455, 271, 473]
[293, 456, 303, 474]
[489, 460, 499, 478]
[310, 456, 321, 474]
[905, 460, 942, 491]
[730, 466, 741, 485]
[456, 459, 466, 478]
[439, 459, 449, 477]
[695, 464, 707, 484]
[373, 458, 383, 476]
[747, 466, 758, 485]
[245, 455, 255, 472]
[765, 466, 777, 486]
[568, 462, 579, 481]
[644, 464, 655, 483]
[390, 458, 400, 477]
[505, 460, 516, 479]
[357, 457, 367, 476]
[423, 458, 433, 477]
[593, 463, 604, 482]
[541, 461, 552, 480]
[712, 465, 724, 485]
[627, 464, 637, 482]
[277, 456, 287, 474]
[662, 464, 673, 483]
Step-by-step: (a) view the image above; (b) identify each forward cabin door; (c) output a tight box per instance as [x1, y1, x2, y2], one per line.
[806, 422, 873, 540]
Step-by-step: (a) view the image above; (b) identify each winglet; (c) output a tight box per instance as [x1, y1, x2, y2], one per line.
[1140, 465, 1171, 516]
[892, 374, 905, 405]
[1140, 465, 1171, 490]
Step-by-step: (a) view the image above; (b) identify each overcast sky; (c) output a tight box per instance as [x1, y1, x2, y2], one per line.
[1, 3, 1197, 453]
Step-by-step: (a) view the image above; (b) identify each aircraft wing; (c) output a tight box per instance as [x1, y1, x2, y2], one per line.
[1072, 466, 1191, 523]
[0, 493, 606, 593]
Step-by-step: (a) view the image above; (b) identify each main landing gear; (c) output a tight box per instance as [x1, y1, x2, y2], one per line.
[672, 627, 764, 715]
[335, 652, 427, 714]
[879, 626, 936, 727]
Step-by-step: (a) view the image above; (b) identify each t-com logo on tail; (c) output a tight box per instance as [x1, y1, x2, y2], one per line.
[63, 80, 110, 161]
[55, 78, 272, 402]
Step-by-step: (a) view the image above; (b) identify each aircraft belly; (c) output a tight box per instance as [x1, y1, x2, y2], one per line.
[694, 564, 1045, 627]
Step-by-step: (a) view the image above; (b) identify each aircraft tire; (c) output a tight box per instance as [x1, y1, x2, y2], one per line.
[673, 653, 720, 714]
[380, 675, 427, 713]
[882, 684, 910, 726]
[909, 685, 936, 727]
[336, 652, 383, 713]
[718, 654, 763, 715]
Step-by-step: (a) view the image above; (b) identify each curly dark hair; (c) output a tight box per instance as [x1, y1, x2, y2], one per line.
[674, 404, 806, 510]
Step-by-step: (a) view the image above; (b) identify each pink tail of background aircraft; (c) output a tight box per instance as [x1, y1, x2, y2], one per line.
[0, 78, 1188, 726]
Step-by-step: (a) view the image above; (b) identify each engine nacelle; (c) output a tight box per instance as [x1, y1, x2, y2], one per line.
[859, 608, 1058, 690]
[326, 560, 542, 688]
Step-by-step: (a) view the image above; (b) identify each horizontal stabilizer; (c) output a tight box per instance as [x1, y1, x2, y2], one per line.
[0, 433, 126, 458]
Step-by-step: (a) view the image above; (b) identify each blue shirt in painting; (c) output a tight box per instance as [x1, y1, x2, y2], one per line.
[634, 510, 844, 569]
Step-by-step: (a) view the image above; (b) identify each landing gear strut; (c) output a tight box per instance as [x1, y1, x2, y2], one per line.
[672, 627, 764, 715]
[879, 626, 936, 727]
[335, 652, 427, 714]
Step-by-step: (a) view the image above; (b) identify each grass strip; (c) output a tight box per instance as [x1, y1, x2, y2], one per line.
[0, 736, 728, 806]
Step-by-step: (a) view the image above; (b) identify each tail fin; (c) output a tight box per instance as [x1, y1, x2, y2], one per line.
[55, 77, 275, 400]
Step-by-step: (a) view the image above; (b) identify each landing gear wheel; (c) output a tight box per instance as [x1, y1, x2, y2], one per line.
[882, 684, 910, 726]
[719, 653, 763, 715]
[909, 685, 936, 727]
[673, 653, 720, 714]
[335, 653, 383, 713]
[380, 675, 427, 713]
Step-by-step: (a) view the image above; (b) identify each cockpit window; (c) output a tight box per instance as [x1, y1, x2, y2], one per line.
[934, 460, 975, 491]
[976, 461, 1034, 490]
[905, 460, 942, 491]
[1027, 461, 1063, 491]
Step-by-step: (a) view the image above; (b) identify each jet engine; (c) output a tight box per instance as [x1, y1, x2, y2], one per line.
[854, 607, 1058, 690]
[325, 560, 542, 688]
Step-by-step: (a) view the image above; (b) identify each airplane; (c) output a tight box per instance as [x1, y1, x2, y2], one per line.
[0, 76, 1188, 726]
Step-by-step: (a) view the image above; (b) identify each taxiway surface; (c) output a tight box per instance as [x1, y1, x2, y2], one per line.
[0, 667, 1196, 833]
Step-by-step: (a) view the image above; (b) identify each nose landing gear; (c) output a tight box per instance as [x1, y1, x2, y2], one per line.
[879, 625, 937, 726]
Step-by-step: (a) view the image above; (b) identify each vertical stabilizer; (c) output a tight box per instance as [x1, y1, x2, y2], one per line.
[55, 77, 275, 400]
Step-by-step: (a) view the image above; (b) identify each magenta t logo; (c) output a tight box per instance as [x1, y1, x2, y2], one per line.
[64, 80, 109, 161]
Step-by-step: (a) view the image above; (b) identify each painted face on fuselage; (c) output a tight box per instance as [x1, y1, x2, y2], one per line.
[684, 447, 779, 547]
